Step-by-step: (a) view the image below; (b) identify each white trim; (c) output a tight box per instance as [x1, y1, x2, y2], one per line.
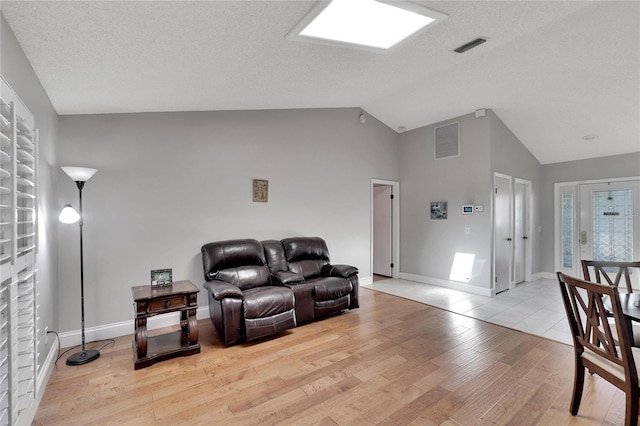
[360, 276, 373, 286]
[22, 340, 57, 425]
[370, 179, 400, 279]
[399, 272, 493, 297]
[537, 272, 557, 280]
[555, 175, 640, 188]
[553, 175, 640, 276]
[58, 306, 210, 348]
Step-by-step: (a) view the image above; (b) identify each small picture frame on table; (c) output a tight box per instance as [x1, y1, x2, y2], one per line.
[151, 268, 173, 287]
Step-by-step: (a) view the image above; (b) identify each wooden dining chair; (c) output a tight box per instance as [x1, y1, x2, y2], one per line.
[582, 260, 640, 345]
[582, 260, 640, 294]
[557, 272, 640, 426]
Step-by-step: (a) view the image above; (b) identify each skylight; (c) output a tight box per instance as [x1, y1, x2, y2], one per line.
[289, 0, 447, 51]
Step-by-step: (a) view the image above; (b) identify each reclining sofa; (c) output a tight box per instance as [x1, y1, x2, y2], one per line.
[202, 237, 359, 346]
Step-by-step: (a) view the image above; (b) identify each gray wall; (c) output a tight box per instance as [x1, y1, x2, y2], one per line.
[489, 110, 543, 274]
[1, 14, 59, 367]
[399, 109, 545, 292]
[57, 109, 400, 331]
[539, 152, 640, 272]
[399, 112, 493, 290]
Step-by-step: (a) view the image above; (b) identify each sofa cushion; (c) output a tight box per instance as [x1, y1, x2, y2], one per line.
[215, 265, 271, 291]
[322, 264, 359, 278]
[272, 271, 304, 285]
[282, 237, 330, 263]
[202, 239, 266, 281]
[289, 259, 326, 279]
[313, 277, 353, 301]
[243, 286, 295, 319]
[262, 240, 288, 273]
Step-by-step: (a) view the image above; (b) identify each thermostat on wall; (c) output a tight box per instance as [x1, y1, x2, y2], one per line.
[462, 205, 474, 215]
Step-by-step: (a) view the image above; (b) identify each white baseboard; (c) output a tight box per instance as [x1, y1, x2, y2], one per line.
[58, 306, 210, 349]
[399, 272, 493, 297]
[22, 338, 58, 425]
[360, 276, 373, 286]
[536, 272, 557, 280]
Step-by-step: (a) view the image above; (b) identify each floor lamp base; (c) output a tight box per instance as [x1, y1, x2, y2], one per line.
[66, 349, 100, 366]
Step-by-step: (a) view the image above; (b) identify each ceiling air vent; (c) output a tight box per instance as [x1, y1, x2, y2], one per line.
[435, 122, 460, 159]
[454, 37, 487, 53]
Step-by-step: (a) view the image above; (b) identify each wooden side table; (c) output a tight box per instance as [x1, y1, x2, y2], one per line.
[131, 280, 200, 370]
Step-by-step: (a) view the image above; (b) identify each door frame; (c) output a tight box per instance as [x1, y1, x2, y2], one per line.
[554, 175, 640, 276]
[370, 179, 400, 280]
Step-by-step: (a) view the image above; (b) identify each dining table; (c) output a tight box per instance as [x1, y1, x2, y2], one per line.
[604, 293, 640, 346]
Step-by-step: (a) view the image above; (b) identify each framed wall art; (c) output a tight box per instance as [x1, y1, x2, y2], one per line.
[252, 179, 269, 202]
[430, 201, 447, 219]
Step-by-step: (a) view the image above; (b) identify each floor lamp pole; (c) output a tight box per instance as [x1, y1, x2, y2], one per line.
[66, 179, 100, 366]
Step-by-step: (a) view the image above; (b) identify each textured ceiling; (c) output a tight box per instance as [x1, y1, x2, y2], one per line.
[2, 0, 639, 164]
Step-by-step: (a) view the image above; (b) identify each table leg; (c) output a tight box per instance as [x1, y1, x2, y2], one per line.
[135, 317, 148, 358]
[187, 308, 198, 345]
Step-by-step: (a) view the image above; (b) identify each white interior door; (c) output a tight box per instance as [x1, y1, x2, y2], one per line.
[514, 181, 527, 283]
[494, 174, 513, 293]
[373, 185, 392, 277]
[579, 180, 640, 287]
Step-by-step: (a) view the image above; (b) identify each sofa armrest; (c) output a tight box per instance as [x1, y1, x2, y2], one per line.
[203, 280, 243, 300]
[322, 264, 359, 278]
[272, 271, 305, 285]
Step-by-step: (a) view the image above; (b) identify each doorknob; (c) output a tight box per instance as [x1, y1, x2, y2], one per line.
[506, 238, 513, 242]
[522, 236, 528, 240]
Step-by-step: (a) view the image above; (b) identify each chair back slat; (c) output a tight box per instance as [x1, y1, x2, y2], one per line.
[582, 260, 640, 294]
[557, 272, 637, 381]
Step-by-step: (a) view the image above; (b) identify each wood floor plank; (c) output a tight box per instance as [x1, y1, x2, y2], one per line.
[33, 287, 637, 425]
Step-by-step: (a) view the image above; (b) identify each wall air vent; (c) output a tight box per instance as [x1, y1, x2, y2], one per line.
[454, 37, 487, 53]
[435, 122, 460, 159]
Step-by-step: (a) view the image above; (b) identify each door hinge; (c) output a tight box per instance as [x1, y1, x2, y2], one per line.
[495, 276, 498, 283]
[495, 188, 498, 194]
[390, 194, 394, 199]
[390, 263, 394, 268]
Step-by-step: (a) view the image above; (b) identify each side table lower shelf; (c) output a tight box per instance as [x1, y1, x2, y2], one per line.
[131, 280, 201, 370]
[133, 330, 200, 370]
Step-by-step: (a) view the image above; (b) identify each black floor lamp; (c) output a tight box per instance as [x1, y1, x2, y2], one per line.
[59, 166, 100, 366]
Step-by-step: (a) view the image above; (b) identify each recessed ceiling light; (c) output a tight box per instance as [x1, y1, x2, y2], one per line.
[288, 0, 448, 52]
[582, 134, 598, 140]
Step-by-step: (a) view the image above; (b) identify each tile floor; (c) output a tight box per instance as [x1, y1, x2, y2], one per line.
[362, 277, 572, 345]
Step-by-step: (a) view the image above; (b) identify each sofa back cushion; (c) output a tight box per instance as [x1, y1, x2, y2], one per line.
[282, 237, 330, 279]
[215, 266, 271, 291]
[262, 240, 288, 273]
[201, 239, 270, 290]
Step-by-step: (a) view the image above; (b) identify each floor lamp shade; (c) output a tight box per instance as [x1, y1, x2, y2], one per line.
[61, 166, 97, 182]
[58, 204, 80, 224]
[60, 166, 100, 365]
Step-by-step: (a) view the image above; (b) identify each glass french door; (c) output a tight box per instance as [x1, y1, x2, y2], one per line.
[579, 180, 640, 287]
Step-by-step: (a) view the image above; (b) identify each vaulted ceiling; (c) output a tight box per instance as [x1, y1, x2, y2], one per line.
[2, 1, 638, 164]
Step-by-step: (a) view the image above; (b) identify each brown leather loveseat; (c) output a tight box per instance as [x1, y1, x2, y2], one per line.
[201, 237, 359, 346]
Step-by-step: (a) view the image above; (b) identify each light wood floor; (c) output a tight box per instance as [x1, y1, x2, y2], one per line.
[34, 287, 632, 425]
